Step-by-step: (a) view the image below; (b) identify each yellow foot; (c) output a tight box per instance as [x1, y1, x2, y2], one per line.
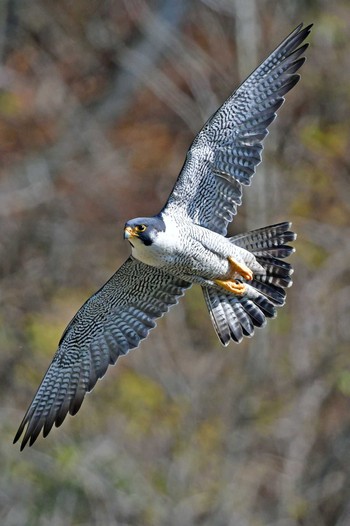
[228, 256, 253, 281]
[214, 278, 247, 295]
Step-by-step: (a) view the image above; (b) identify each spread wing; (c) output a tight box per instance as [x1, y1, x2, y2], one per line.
[14, 258, 190, 450]
[163, 23, 312, 235]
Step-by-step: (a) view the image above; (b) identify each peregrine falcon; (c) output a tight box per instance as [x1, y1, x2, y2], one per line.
[14, 24, 312, 449]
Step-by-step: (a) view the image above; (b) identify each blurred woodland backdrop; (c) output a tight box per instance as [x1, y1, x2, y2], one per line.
[1, 1, 350, 525]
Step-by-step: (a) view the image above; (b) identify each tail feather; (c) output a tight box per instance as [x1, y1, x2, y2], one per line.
[254, 255, 293, 289]
[253, 246, 295, 259]
[231, 222, 293, 246]
[203, 288, 257, 345]
[232, 301, 254, 336]
[250, 279, 286, 305]
[203, 222, 295, 345]
[255, 255, 293, 276]
[239, 299, 265, 330]
[223, 301, 243, 343]
[242, 288, 278, 319]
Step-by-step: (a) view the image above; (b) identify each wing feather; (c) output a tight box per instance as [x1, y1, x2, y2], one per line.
[163, 23, 312, 234]
[14, 257, 190, 449]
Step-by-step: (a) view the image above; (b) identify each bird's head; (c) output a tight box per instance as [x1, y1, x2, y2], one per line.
[124, 216, 166, 247]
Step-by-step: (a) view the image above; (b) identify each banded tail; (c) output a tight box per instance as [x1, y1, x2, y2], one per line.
[203, 222, 296, 345]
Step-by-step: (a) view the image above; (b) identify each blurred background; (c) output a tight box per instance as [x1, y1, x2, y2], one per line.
[1, 1, 350, 525]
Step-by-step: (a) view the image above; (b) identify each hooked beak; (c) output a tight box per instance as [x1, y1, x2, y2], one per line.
[124, 226, 137, 240]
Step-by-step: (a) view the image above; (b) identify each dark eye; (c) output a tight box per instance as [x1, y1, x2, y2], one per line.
[136, 224, 146, 233]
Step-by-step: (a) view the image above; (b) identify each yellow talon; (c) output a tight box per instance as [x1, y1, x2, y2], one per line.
[214, 278, 247, 295]
[228, 256, 253, 281]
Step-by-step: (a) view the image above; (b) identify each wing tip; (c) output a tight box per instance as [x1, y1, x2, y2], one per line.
[13, 415, 34, 451]
[14, 411, 69, 450]
[14, 425, 34, 451]
[13, 426, 24, 447]
[293, 22, 313, 38]
[280, 22, 313, 61]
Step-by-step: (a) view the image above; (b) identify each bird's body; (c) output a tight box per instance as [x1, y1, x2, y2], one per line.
[14, 23, 312, 450]
[126, 213, 263, 285]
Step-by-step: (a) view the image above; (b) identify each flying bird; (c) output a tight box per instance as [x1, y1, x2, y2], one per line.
[14, 23, 312, 450]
